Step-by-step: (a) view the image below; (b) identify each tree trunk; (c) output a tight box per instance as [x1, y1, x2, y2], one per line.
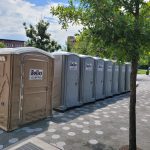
[129, 59, 138, 150]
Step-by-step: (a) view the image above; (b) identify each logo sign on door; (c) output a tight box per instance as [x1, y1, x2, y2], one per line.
[0, 56, 6, 62]
[108, 66, 112, 72]
[86, 63, 93, 71]
[29, 69, 43, 80]
[97, 64, 103, 71]
[69, 62, 78, 70]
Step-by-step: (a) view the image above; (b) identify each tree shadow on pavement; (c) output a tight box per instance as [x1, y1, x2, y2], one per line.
[51, 92, 130, 124]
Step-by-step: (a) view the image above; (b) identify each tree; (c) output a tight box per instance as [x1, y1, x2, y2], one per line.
[0, 42, 5, 48]
[51, 0, 150, 149]
[139, 52, 150, 67]
[139, 52, 150, 75]
[23, 20, 61, 52]
[72, 29, 113, 58]
[72, 30, 98, 55]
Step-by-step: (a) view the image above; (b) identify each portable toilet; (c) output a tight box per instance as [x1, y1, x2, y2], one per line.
[118, 64, 126, 93]
[0, 47, 54, 131]
[125, 63, 131, 92]
[112, 61, 119, 95]
[79, 55, 95, 104]
[103, 59, 113, 97]
[52, 51, 80, 111]
[93, 57, 104, 100]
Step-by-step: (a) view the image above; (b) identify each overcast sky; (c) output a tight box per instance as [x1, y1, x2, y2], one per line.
[0, 0, 82, 46]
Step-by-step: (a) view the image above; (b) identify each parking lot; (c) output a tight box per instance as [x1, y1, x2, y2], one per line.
[1, 75, 150, 150]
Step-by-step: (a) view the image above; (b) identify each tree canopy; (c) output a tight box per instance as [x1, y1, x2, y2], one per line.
[51, 0, 150, 62]
[0, 42, 5, 48]
[71, 29, 114, 58]
[23, 20, 61, 52]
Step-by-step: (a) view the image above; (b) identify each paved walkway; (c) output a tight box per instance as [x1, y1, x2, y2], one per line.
[1, 75, 150, 150]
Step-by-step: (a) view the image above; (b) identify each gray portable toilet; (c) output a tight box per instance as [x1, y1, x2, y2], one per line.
[112, 61, 119, 95]
[52, 51, 80, 111]
[79, 55, 95, 104]
[104, 59, 113, 97]
[93, 57, 104, 100]
[118, 64, 126, 93]
[125, 63, 131, 92]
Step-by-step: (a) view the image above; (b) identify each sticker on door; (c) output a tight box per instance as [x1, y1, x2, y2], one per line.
[29, 69, 43, 80]
[69, 62, 78, 70]
[97, 64, 103, 71]
[86, 63, 93, 71]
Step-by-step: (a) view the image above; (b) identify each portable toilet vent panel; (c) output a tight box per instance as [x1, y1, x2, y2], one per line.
[0, 47, 54, 131]
[80, 55, 95, 104]
[125, 63, 131, 92]
[112, 62, 119, 95]
[119, 64, 126, 93]
[52, 51, 80, 110]
[104, 60, 113, 97]
[94, 57, 104, 100]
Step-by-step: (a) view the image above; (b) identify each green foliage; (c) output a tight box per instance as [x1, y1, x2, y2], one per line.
[71, 29, 114, 58]
[51, 0, 150, 62]
[23, 20, 61, 52]
[139, 51, 150, 66]
[0, 42, 5, 48]
[137, 69, 147, 74]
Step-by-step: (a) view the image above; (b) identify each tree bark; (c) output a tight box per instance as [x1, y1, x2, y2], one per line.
[129, 59, 138, 150]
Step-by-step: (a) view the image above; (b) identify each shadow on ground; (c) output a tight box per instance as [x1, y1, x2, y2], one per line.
[85, 142, 117, 150]
[0, 92, 130, 149]
[51, 93, 130, 125]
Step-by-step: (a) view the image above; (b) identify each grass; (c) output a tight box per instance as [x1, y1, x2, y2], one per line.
[137, 69, 147, 74]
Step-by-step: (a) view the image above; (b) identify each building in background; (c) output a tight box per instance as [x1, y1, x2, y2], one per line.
[67, 36, 76, 52]
[67, 36, 76, 46]
[0, 39, 25, 48]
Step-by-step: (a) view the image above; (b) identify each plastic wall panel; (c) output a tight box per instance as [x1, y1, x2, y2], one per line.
[80, 56, 95, 104]
[112, 62, 119, 95]
[104, 60, 113, 97]
[119, 64, 126, 93]
[94, 58, 104, 99]
[125, 63, 131, 92]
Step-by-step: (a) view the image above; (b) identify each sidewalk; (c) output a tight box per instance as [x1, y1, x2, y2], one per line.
[1, 75, 150, 150]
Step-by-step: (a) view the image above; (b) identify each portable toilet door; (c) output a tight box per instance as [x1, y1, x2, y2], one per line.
[63, 53, 80, 108]
[80, 55, 95, 104]
[104, 59, 113, 97]
[52, 51, 80, 111]
[112, 62, 119, 95]
[94, 57, 104, 100]
[125, 63, 131, 92]
[119, 64, 126, 93]
[0, 47, 54, 131]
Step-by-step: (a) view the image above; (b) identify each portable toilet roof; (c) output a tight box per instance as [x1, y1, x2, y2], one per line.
[78, 54, 94, 58]
[0, 47, 54, 58]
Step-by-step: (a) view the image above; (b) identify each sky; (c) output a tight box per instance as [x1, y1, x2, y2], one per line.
[0, 0, 82, 46]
